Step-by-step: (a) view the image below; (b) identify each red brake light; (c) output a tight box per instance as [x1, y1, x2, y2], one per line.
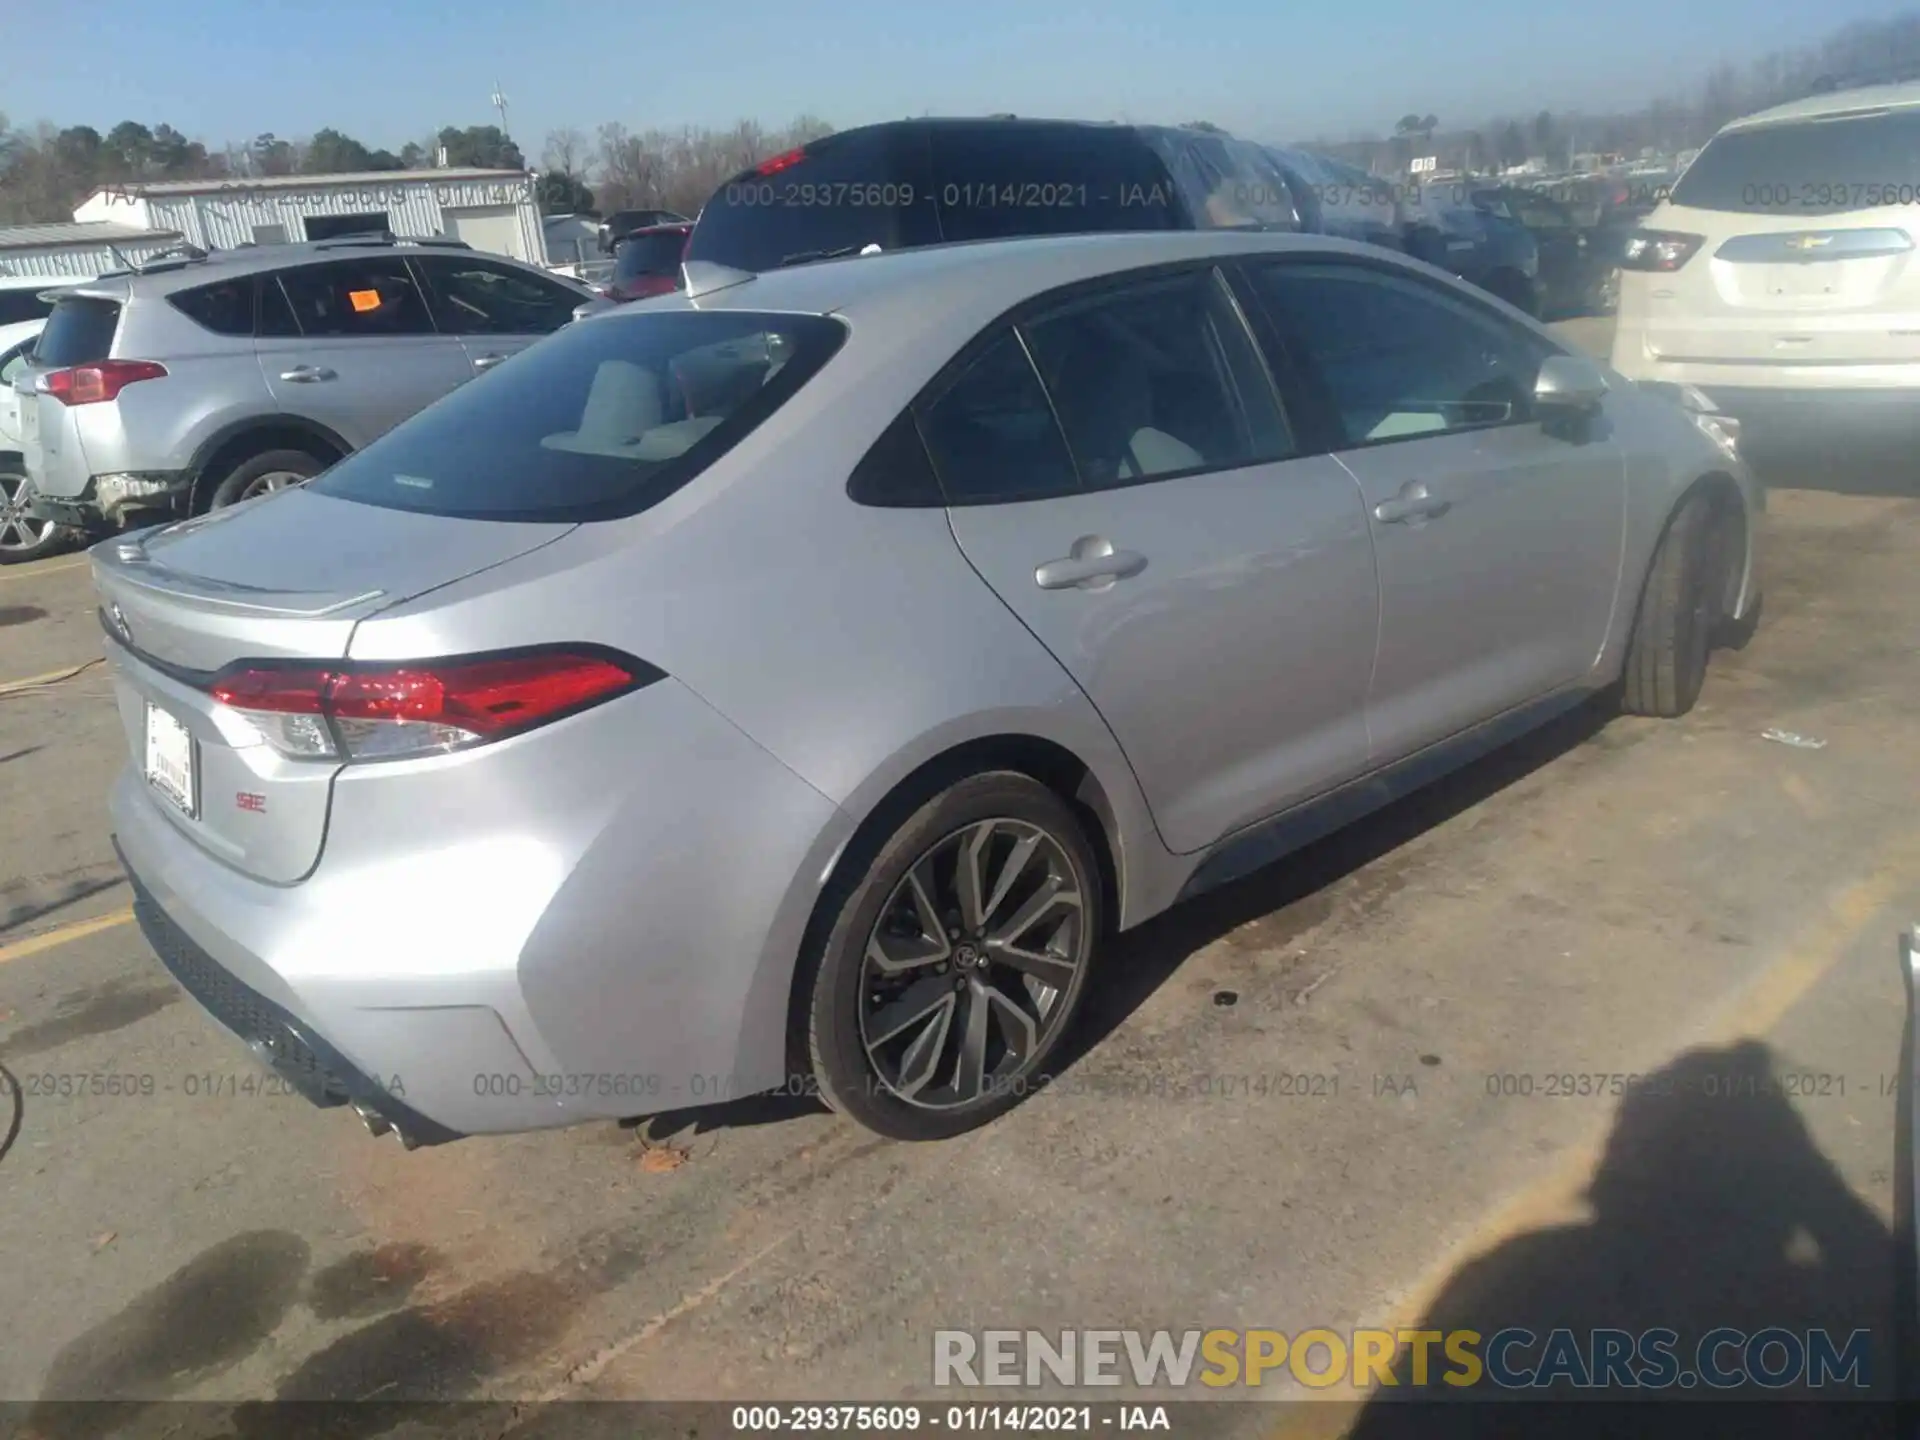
[756, 148, 806, 177]
[44, 359, 168, 406]
[209, 650, 657, 760]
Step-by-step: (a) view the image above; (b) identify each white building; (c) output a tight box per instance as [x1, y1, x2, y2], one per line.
[73, 168, 547, 264]
[0, 220, 185, 280]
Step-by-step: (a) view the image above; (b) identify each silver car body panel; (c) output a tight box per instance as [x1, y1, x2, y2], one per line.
[97, 229, 1759, 1134]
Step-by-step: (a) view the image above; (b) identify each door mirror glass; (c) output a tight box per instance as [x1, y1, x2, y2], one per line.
[1533, 354, 1608, 412]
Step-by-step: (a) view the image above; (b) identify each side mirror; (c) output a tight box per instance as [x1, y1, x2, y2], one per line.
[1533, 354, 1607, 413]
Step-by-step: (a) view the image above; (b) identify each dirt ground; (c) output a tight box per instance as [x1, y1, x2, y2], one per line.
[2, 315, 1918, 1438]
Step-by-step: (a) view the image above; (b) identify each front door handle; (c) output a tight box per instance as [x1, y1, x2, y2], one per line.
[472, 353, 508, 372]
[279, 365, 337, 383]
[1035, 536, 1148, 591]
[1373, 482, 1451, 525]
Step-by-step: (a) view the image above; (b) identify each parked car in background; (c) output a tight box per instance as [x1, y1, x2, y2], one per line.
[102, 229, 1758, 1148]
[689, 117, 1534, 309]
[13, 235, 594, 534]
[604, 223, 694, 302]
[0, 317, 71, 563]
[1468, 185, 1611, 316]
[1402, 182, 1542, 314]
[1610, 77, 1920, 433]
[0, 273, 71, 328]
[597, 208, 689, 255]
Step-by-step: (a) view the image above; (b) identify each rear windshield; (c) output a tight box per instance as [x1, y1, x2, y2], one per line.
[1670, 110, 1920, 215]
[614, 231, 689, 280]
[308, 309, 847, 522]
[34, 297, 120, 366]
[688, 128, 937, 272]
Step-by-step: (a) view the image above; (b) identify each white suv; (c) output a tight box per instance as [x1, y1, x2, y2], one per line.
[1610, 79, 1920, 431]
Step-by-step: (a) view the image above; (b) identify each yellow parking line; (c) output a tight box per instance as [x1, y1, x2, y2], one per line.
[0, 557, 85, 584]
[0, 906, 135, 966]
[0, 658, 103, 695]
[1267, 830, 1920, 1438]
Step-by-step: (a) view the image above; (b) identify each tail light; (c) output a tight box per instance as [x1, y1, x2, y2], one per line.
[208, 648, 661, 762]
[1618, 230, 1704, 272]
[43, 360, 168, 406]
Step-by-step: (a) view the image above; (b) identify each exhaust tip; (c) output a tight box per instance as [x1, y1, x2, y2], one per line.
[352, 1101, 392, 1139]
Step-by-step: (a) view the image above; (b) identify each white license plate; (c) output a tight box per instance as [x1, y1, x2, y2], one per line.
[144, 703, 197, 817]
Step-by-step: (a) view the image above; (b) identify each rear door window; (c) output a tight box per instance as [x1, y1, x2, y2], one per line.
[1020, 270, 1292, 488]
[415, 257, 584, 335]
[307, 310, 847, 521]
[275, 258, 435, 338]
[169, 277, 256, 336]
[33, 297, 120, 366]
[916, 330, 1080, 503]
[686, 127, 938, 271]
[932, 124, 1182, 241]
[1670, 110, 1920, 215]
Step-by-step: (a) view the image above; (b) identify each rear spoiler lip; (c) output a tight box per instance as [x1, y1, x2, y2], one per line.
[96, 533, 385, 618]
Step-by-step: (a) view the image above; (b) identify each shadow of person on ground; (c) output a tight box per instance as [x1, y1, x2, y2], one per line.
[1346, 1040, 1898, 1440]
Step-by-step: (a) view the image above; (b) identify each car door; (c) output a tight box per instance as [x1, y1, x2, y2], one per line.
[412, 256, 589, 376]
[933, 266, 1380, 855]
[257, 256, 472, 449]
[1241, 257, 1626, 764]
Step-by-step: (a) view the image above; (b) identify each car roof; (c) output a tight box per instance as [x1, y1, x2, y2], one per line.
[599, 230, 1399, 341]
[1722, 79, 1920, 132]
[60, 240, 568, 298]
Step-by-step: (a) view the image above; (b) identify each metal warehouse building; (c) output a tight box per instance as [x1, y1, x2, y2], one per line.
[0, 220, 186, 280]
[72, 169, 547, 263]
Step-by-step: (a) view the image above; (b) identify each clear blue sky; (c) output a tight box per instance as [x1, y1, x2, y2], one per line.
[6, 0, 1910, 153]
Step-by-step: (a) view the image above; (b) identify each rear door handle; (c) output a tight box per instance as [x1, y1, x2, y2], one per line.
[1035, 537, 1148, 591]
[472, 354, 508, 372]
[1373, 482, 1451, 525]
[279, 365, 336, 383]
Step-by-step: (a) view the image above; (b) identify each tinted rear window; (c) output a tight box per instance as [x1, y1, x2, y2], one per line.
[34, 297, 120, 366]
[687, 128, 938, 272]
[1670, 110, 1920, 215]
[170, 278, 255, 336]
[614, 231, 690, 280]
[0, 289, 57, 327]
[309, 310, 847, 522]
[932, 125, 1183, 240]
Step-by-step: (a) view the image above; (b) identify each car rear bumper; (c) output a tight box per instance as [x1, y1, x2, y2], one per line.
[107, 673, 853, 1141]
[24, 472, 189, 528]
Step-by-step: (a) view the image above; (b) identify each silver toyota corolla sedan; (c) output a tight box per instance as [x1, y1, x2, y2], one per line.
[96, 229, 1761, 1145]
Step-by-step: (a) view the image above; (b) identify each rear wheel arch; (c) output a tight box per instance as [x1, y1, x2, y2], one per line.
[781, 733, 1124, 1078]
[1684, 471, 1750, 621]
[188, 419, 350, 514]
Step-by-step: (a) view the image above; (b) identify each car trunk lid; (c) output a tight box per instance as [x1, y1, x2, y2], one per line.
[94, 488, 575, 882]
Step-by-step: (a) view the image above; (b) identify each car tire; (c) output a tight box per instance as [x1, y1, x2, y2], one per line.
[206, 448, 325, 511]
[0, 460, 68, 565]
[803, 770, 1103, 1141]
[1621, 493, 1718, 717]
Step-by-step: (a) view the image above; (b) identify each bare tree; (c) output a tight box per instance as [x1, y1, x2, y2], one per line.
[543, 126, 589, 178]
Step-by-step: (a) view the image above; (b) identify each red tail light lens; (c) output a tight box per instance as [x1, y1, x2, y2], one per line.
[1618, 229, 1704, 272]
[209, 649, 659, 761]
[44, 360, 168, 406]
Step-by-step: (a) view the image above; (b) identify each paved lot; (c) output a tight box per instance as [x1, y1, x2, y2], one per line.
[3, 316, 1919, 1436]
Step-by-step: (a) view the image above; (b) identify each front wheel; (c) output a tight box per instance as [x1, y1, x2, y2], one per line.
[1622, 493, 1719, 717]
[803, 772, 1103, 1140]
[0, 463, 68, 565]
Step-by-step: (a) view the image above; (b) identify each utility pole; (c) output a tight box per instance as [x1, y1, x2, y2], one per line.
[490, 82, 511, 140]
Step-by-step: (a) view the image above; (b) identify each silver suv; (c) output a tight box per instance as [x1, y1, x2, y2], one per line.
[14, 236, 594, 530]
